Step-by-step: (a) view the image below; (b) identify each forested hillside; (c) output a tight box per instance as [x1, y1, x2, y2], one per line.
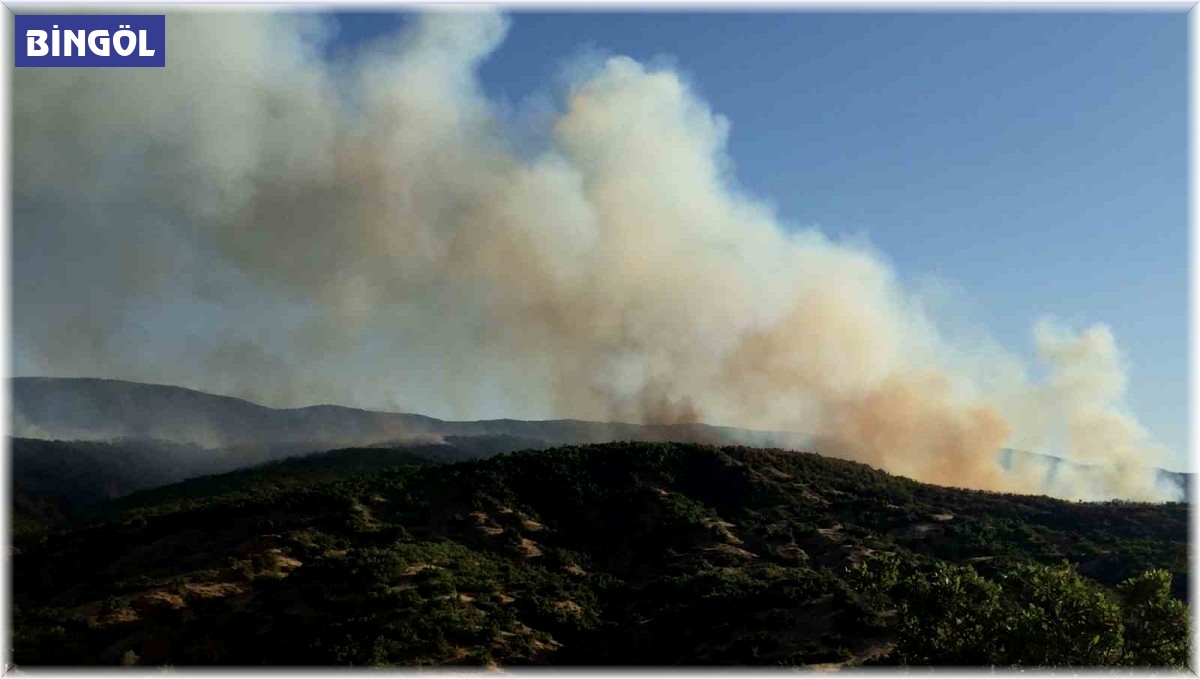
[12, 442, 1190, 667]
[18, 379, 1184, 518]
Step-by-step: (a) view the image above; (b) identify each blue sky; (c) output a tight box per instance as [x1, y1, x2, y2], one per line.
[329, 11, 1187, 470]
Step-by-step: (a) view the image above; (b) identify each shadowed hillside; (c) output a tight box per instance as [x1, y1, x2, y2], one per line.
[12, 442, 1189, 667]
[10, 436, 537, 532]
[10, 378, 1187, 521]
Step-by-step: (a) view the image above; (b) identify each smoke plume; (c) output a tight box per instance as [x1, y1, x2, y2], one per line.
[12, 9, 1178, 500]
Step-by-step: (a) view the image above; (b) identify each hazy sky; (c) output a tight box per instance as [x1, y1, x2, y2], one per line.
[327, 10, 1187, 468]
[13, 9, 1188, 477]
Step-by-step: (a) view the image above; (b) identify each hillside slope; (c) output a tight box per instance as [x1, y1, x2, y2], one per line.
[12, 442, 1189, 667]
[9, 377, 816, 512]
[10, 435, 541, 530]
[11, 378, 1188, 516]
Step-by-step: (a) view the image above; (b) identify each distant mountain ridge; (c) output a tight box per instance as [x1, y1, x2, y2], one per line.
[12, 377, 443, 448]
[9, 377, 821, 514]
[9, 377, 1188, 510]
[11, 376, 817, 451]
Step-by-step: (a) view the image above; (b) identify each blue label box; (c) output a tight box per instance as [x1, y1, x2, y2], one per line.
[16, 15, 165, 67]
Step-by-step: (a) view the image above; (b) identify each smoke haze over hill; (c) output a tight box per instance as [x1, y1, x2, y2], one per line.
[9, 378, 1188, 512]
[12, 9, 1179, 500]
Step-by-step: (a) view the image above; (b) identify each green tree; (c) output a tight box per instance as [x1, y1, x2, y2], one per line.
[891, 562, 1010, 665]
[1115, 569, 1189, 667]
[998, 562, 1124, 667]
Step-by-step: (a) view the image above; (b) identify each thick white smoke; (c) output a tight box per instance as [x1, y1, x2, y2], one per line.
[12, 9, 1179, 500]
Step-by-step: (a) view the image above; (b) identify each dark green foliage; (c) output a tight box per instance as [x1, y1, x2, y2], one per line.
[886, 560, 1129, 667]
[1115, 569, 1190, 666]
[890, 561, 1011, 665]
[11, 442, 1190, 668]
[994, 562, 1125, 666]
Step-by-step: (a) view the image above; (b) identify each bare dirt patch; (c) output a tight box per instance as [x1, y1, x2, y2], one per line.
[553, 599, 583, 616]
[182, 582, 246, 600]
[131, 591, 185, 612]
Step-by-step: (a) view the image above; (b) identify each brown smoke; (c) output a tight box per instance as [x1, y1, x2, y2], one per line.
[11, 9, 1179, 500]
